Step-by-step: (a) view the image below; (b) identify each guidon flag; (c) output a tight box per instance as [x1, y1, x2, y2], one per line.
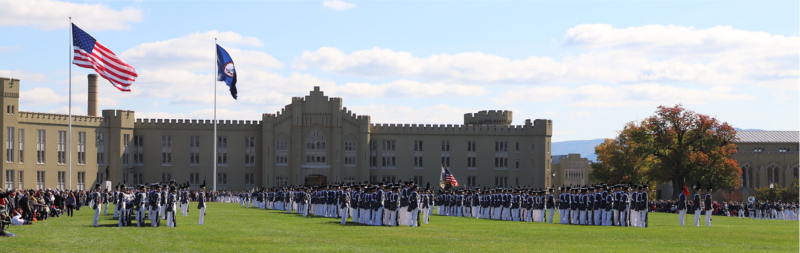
[216, 44, 238, 99]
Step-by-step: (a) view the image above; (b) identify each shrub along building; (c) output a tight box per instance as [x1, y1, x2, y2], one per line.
[2, 76, 554, 191]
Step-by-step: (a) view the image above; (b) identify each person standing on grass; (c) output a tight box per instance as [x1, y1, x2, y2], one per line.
[65, 192, 76, 217]
[704, 185, 713, 227]
[91, 184, 102, 227]
[693, 185, 702, 226]
[677, 186, 687, 225]
[198, 181, 207, 225]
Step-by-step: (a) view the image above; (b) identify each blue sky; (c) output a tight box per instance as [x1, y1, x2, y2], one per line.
[1, 0, 798, 142]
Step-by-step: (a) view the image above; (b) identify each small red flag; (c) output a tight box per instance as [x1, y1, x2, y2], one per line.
[682, 182, 690, 196]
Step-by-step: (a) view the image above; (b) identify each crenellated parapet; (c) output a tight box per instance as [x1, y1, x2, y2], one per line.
[133, 118, 262, 131]
[464, 110, 513, 126]
[18, 111, 106, 127]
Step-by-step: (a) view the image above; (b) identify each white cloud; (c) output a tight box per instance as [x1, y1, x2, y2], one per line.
[19, 86, 119, 111]
[757, 79, 799, 91]
[0, 45, 21, 53]
[334, 80, 486, 97]
[296, 24, 798, 86]
[0, 69, 49, 82]
[494, 83, 756, 108]
[0, 0, 142, 31]
[348, 104, 473, 125]
[322, 0, 357, 11]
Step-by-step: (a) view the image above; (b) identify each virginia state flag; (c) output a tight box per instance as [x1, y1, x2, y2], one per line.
[216, 44, 238, 99]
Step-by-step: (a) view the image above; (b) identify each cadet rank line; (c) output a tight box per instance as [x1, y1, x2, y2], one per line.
[437, 184, 651, 227]
[246, 181, 433, 227]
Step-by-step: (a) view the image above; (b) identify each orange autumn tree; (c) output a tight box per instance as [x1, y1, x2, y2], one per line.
[592, 105, 741, 200]
[590, 122, 653, 184]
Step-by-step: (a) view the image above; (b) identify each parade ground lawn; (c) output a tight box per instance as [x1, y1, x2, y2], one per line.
[6, 203, 799, 252]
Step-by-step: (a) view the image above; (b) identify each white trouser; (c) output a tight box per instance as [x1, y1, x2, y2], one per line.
[422, 208, 429, 224]
[640, 210, 647, 227]
[409, 208, 419, 226]
[167, 211, 175, 227]
[613, 210, 619, 225]
[694, 210, 702, 226]
[199, 207, 206, 225]
[678, 209, 686, 225]
[705, 210, 712, 227]
[473, 206, 479, 219]
[374, 208, 384, 226]
[620, 210, 627, 227]
[118, 206, 126, 226]
[94, 207, 101, 227]
[593, 209, 601, 225]
[341, 207, 348, 224]
[151, 208, 160, 227]
[104, 203, 109, 215]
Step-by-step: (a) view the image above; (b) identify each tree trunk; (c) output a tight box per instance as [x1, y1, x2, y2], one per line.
[670, 175, 682, 200]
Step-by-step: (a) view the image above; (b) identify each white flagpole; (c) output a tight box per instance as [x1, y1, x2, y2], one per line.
[213, 38, 217, 193]
[68, 17, 73, 190]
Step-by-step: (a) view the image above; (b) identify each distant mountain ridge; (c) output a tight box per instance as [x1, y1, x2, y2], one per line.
[551, 138, 605, 162]
[552, 129, 766, 162]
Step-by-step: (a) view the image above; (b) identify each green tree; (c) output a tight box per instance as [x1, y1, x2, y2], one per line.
[589, 122, 652, 184]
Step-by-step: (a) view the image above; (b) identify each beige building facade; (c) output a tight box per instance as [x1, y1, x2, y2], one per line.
[2, 77, 554, 191]
[550, 154, 592, 187]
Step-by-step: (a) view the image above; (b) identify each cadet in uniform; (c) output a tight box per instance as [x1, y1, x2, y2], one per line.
[704, 185, 713, 227]
[693, 185, 702, 227]
[198, 181, 207, 225]
[149, 184, 161, 227]
[91, 184, 102, 227]
[167, 187, 177, 227]
[677, 185, 687, 225]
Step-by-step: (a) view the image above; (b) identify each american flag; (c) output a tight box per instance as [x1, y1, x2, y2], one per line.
[71, 23, 137, 92]
[443, 167, 459, 187]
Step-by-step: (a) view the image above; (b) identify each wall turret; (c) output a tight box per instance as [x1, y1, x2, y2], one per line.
[464, 110, 513, 126]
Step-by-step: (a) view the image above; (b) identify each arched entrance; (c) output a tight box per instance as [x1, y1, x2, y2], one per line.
[305, 175, 327, 186]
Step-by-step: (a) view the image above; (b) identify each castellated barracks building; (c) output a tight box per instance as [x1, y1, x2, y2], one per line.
[2, 76, 554, 191]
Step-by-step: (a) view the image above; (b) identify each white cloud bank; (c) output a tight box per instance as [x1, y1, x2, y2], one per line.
[322, 0, 357, 11]
[0, 0, 142, 31]
[295, 24, 798, 86]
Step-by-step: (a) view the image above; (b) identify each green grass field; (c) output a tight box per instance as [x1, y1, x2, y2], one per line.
[4, 203, 798, 252]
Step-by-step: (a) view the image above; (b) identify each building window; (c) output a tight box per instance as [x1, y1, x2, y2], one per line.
[162, 172, 172, 183]
[516, 142, 519, 153]
[217, 173, 228, 190]
[96, 133, 104, 166]
[531, 142, 535, 153]
[245, 136, 256, 166]
[190, 173, 200, 190]
[381, 140, 396, 169]
[441, 140, 450, 168]
[343, 177, 356, 183]
[190, 136, 200, 165]
[383, 175, 397, 183]
[162, 135, 172, 166]
[494, 176, 508, 187]
[36, 171, 45, 190]
[305, 129, 326, 165]
[217, 136, 228, 165]
[96, 172, 104, 183]
[133, 135, 144, 165]
[275, 176, 287, 187]
[77, 171, 85, 190]
[36, 170, 44, 190]
[77, 132, 86, 165]
[344, 137, 356, 167]
[767, 165, 780, 185]
[57, 171, 66, 190]
[276, 136, 288, 166]
[467, 176, 476, 187]
[515, 159, 519, 170]
[467, 141, 476, 170]
[6, 127, 14, 163]
[413, 175, 423, 185]
[369, 140, 377, 169]
[495, 141, 508, 169]
[413, 140, 423, 169]
[133, 173, 143, 185]
[122, 134, 130, 166]
[18, 171, 23, 190]
[18, 129, 23, 164]
[244, 173, 255, 189]
[36, 130, 45, 164]
[57, 131, 66, 165]
[4, 169, 14, 190]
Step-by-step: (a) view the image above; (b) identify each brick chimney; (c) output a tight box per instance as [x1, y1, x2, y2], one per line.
[88, 74, 98, 116]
